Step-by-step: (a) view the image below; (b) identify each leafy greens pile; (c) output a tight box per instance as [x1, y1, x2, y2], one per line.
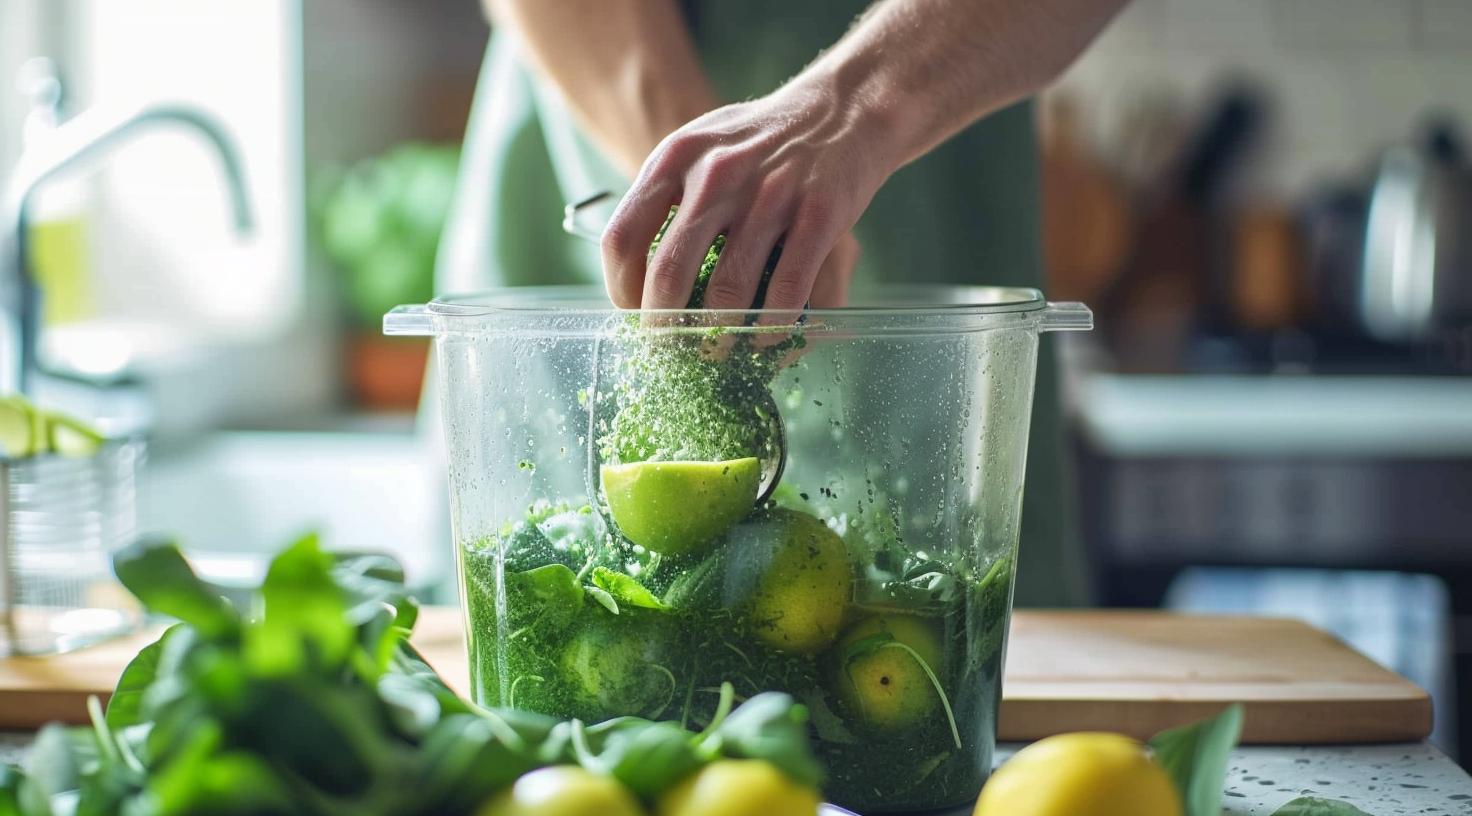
[0, 535, 820, 816]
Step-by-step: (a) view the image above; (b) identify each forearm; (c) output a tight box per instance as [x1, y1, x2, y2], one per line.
[802, 0, 1126, 170]
[484, 0, 720, 176]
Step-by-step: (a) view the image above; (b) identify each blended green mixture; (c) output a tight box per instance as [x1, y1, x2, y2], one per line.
[459, 222, 1015, 813]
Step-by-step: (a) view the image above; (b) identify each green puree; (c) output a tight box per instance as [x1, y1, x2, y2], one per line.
[463, 496, 1016, 812]
[460, 214, 1016, 812]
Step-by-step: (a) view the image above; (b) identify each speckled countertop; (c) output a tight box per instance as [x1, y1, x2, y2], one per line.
[0, 732, 1465, 814]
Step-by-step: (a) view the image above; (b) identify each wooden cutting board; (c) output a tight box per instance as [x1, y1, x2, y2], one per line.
[0, 609, 1430, 744]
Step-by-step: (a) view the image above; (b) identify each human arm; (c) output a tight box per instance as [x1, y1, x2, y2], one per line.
[481, 0, 719, 177]
[602, 0, 1127, 312]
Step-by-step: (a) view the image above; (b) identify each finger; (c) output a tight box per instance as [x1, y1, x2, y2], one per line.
[757, 203, 842, 323]
[602, 180, 680, 309]
[702, 172, 795, 311]
[641, 193, 730, 310]
[702, 220, 785, 312]
[810, 234, 859, 309]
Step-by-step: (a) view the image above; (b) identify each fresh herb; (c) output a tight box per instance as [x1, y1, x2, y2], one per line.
[1148, 704, 1245, 816]
[0, 536, 821, 815]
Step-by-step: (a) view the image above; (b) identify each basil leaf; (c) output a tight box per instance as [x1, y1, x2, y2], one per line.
[592, 567, 669, 611]
[1272, 797, 1375, 816]
[1148, 704, 1244, 816]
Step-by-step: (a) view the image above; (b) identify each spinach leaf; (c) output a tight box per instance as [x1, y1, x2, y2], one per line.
[413, 713, 538, 813]
[1148, 704, 1244, 816]
[702, 692, 823, 788]
[1272, 797, 1374, 816]
[105, 627, 173, 731]
[507, 564, 584, 620]
[592, 568, 669, 611]
[330, 551, 417, 630]
[246, 534, 353, 675]
[113, 537, 238, 640]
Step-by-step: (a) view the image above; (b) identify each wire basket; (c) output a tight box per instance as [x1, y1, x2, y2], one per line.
[0, 437, 145, 655]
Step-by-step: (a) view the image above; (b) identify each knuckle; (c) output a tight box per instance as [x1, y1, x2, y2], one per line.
[703, 277, 749, 307]
[700, 149, 746, 185]
[763, 275, 809, 308]
[602, 219, 639, 259]
[646, 266, 688, 304]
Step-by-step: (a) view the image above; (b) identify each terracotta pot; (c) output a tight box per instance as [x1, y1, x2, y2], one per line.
[346, 332, 429, 410]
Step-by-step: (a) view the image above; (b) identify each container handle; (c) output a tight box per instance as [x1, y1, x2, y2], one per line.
[1039, 301, 1094, 333]
[383, 304, 433, 337]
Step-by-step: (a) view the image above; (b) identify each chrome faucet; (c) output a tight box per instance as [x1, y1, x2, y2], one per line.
[0, 101, 254, 394]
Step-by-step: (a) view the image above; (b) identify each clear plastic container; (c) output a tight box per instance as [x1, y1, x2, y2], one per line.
[387, 285, 1090, 813]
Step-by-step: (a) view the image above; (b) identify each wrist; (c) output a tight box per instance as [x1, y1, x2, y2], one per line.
[794, 47, 932, 175]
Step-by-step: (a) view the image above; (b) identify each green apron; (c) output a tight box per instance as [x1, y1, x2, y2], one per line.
[437, 2, 1086, 607]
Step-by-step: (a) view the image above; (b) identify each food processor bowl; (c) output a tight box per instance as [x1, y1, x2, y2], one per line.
[387, 285, 1090, 813]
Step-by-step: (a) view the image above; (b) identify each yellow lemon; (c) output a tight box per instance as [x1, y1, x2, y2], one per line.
[602, 457, 760, 556]
[476, 766, 647, 816]
[725, 509, 852, 653]
[657, 760, 820, 816]
[833, 615, 945, 730]
[975, 732, 1182, 816]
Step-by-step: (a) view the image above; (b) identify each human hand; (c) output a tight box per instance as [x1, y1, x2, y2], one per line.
[601, 74, 894, 314]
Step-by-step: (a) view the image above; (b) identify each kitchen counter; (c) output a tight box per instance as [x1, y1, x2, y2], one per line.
[0, 731, 1464, 814]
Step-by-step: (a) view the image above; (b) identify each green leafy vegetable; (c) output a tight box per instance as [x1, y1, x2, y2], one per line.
[1271, 797, 1375, 816]
[592, 567, 669, 611]
[0, 535, 821, 815]
[113, 537, 239, 640]
[1148, 704, 1244, 816]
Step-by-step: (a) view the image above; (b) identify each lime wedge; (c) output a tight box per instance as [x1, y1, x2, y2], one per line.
[0, 397, 39, 460]
[47, 412, 105, 457]
[601, 457, 760, 557]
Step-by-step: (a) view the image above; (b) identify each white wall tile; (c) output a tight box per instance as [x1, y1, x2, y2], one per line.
[1270, 0, 1416, 50]
[1057, 0, 1471, 200]
[1418, 0, 1472, 50]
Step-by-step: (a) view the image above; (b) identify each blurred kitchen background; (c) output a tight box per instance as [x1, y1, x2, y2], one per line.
[1, 0, 1468, 758]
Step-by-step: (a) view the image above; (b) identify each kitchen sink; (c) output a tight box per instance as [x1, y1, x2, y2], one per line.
[141, 429, 448, 597]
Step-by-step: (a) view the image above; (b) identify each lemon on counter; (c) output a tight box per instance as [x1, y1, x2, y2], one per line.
[656, 760, 820, 816]
[975, 732, 1182, 816]
[601, 457, 760, 556]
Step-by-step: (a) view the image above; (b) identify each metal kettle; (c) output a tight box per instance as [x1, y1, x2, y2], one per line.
[1358, 121, 1472, 342]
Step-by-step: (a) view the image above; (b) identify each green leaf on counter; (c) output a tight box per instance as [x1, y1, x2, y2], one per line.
[702, 691, 823, 788]
[106, 626, 173, 731]
[1149, 703, 1244, 816]
[578, 718, 703, 799]
[1272, 797, 1374, 816]
[247, 533, 353, 674]
[592, 567, 669, 611]
[113, 537, 239, 640]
